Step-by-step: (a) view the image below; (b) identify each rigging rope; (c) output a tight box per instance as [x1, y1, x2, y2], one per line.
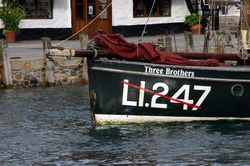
[136, 0, 156, 60]
[138, 0, 156, 43]
[237, 2, 250, 60]
[241, 6, 250, 31]
[203, 0, 235, 54]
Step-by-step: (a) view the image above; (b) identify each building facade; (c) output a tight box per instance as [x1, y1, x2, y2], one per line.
[0, 0, 241, 40]
[0, 0, 72, 40]
[112, 0, 190, 36]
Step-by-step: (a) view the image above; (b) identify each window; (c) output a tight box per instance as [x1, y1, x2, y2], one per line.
[203, 0, 209, 5]
[88, 0, 96, 18]
[76, 0, 84, 19]
[221, 6, 228, 15]
[19, 0, 53, 19]
[133, 0, 171, 17]
[99, 0, 108, 19]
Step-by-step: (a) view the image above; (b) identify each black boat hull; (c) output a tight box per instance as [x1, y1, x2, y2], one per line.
[87, 58, 250, 124]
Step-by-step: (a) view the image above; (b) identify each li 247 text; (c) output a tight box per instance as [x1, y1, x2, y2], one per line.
[121, 79, 211, 111]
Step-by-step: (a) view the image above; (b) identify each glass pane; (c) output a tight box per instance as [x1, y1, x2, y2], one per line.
[222, 6, 228, 15]
[22, 0, 37, 18]
[135, 0, 145, 17]
[99, 0, 107, 19]
[76, 0, 84, 19]
[88, 0, 96, 18]
[190, 0, 198, 13]
[146, 0, 157, 16]
[37, 0, 52, 18]
[76, 5, 83, 19]
[21, 0, 53, 19]
[159, 0, 170, 16]
[134, 0, 170, 17]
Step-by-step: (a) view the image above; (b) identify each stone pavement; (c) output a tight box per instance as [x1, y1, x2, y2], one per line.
[6, 33, 239, 59]
[7, 40, 82, 59]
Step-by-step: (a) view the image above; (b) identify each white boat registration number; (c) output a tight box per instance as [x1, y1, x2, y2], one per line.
[121, 79, 211, 111]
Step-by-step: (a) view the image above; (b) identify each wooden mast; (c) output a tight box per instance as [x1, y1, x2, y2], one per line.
[46, 46, 249, 62]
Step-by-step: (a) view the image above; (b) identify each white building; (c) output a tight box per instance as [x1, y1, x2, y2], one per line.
[0, 0, 72, 40]
[0, 0, 241, 40]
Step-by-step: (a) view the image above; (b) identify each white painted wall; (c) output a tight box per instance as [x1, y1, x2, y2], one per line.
[0, 0, 241, 29]
[0, 0, 72, 29]
[112, 0, 190, 26]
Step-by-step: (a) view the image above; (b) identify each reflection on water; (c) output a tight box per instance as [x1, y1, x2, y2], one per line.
[0, 85, 249, 165]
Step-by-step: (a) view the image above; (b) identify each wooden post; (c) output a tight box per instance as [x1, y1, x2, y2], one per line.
[42, 37, 55, 86]
[203, 29, 210, 52]
[79, 33, 89, 84]
[241, 30, 248, 49]
[79, 33, 89, 50]
[0, 39, 12, 88]
[184, 31, 190, 52]
[46, 60, 55, 86]
[165, 36, 172, 52]
[172, 32, 177, 52]
[189, 33, 194, 51]
[184, 31, 194, 52]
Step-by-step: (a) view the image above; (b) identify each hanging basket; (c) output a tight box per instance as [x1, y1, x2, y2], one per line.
[5, 31, 16, 43]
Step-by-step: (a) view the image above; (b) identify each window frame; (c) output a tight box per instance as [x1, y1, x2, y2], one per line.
[21, 0, 53, 19]
[133, 0, 171, 18]
[75, 0, 84, 20]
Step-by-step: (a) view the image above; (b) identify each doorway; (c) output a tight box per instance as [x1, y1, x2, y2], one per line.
[71, 0, 112, 39]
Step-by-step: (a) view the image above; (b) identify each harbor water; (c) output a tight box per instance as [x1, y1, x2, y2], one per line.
[0, 84, 249, 165]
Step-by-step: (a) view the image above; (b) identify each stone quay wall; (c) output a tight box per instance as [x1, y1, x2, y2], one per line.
[10, 57, 87, 88]
[0, 39, 88, 88]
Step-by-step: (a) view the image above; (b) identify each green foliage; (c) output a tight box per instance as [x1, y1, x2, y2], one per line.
[0, 0, 25, 34]
[184, 13, 200, 27]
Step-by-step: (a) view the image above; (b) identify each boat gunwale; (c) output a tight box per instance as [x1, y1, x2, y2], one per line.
[93, 58, 250, 73]
[91, 66, 250, 83]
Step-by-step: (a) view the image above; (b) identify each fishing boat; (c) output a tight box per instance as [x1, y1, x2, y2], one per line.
[88, 33, 250, 124]
[46, 0, 250, 124]
[46, 32, 250, 124]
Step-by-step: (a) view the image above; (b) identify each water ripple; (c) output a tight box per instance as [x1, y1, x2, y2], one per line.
[0, 85, 249, 165]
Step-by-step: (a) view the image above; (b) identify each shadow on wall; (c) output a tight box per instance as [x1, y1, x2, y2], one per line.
[12, 28, 72, 40]
[112, 23, 189, 37]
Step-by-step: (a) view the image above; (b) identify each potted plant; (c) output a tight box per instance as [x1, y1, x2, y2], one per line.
[0, 0, 25, 42]
[184, 13, 201, 35]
